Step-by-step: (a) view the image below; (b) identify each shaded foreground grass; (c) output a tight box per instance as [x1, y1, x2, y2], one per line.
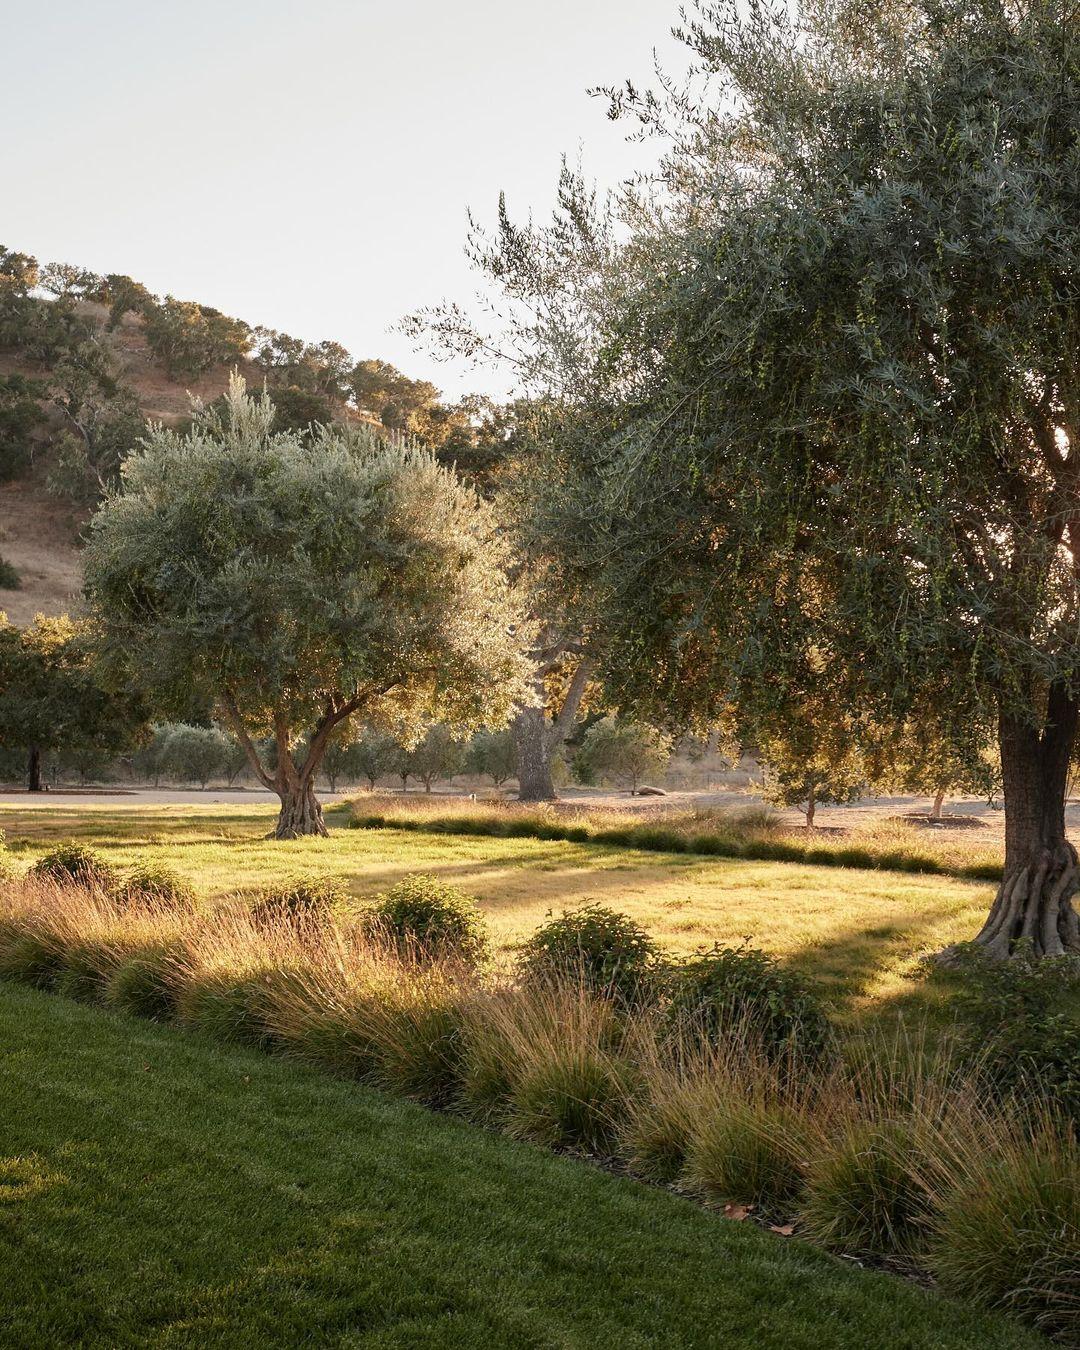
[0, 802, 995, 1012]
[0, 982, 1044, 1349]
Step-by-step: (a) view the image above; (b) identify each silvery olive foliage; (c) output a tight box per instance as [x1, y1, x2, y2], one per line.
[84, 376, 530, 834]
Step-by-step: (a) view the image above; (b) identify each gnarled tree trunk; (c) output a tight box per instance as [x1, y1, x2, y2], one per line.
[931, 787, 946, 820]
[26, 744, 42, 793]
[513, 652, 594, 803]
[274, 780, 328, 840]
[971, 685, 1080, 959]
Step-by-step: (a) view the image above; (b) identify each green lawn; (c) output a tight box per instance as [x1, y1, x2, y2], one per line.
[0, 982, 1043, 1348]
[0, 801, 996, 1013]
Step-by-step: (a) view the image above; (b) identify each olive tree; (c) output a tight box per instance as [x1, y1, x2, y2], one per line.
[84, 377, 529, 837]
[463, 1, 1080, 959]
[575, 717, 672, 795]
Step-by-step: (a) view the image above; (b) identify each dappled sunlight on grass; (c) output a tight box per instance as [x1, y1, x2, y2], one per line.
[0, 802, 997, 1019]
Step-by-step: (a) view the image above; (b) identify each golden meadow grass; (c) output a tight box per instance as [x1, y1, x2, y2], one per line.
[0, 800, 1002, 1016]
[0, 873, 1075, 1341]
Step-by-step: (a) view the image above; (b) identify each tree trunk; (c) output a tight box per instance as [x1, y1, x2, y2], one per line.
[515, 703, 557, 801]
[969, 686, 1080, 960]
[805, 787, 816, 830]
[273, 782, 328, 839]
[514, 652, 594, 803]
[931, 787, 946, 819]
[26, 744, 42, 793]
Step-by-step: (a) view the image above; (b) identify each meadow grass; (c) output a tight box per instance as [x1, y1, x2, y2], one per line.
[0, 800, 998, 1014]
[0, 980, 1044, 1349]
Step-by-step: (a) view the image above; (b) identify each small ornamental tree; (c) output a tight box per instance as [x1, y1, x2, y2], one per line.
[466, 728, 519, 786]
[407, 724, 467, 792]
[349, 727, 399, 790]
[84, 377, 529, 838]
[575, 717, 672, 794]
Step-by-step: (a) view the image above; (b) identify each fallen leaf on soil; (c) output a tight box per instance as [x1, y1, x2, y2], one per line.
[769, 1224, 796, 1236]
[723, 1202, 754, 1221]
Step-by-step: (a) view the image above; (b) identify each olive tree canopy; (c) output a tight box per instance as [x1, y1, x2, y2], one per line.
[84, 377, 529, 837]
[457, 0, 1080, 956]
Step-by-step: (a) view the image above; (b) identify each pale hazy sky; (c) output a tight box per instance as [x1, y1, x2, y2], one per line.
[3, 1, 684, 398]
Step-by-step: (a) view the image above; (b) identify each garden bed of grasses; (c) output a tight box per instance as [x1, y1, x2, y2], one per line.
[0, 873, 1075, 1343]
[348, 796, 1006, 882]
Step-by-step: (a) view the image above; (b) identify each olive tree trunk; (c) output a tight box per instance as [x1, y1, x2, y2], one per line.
[971, 685, 1080, 959]
[274, 780, 328, 840]
[931, 787, 945, 819]
[513, 653, 594, 803]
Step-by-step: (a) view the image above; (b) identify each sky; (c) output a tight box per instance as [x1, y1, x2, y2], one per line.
[2, 0, 685, 400]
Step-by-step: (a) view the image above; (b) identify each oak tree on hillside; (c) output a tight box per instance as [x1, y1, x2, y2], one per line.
[84, 377, 529, 838]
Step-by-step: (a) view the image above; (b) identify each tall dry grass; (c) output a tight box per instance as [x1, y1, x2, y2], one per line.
[0, 873, 1074, 1339]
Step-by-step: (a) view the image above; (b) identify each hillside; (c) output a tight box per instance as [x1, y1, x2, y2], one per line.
[0, 250, 497, 625]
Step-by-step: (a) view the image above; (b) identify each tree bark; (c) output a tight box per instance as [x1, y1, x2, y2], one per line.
[931, 787, 946, 819]
[515, 703, 557, 801]
[274, 781, 328, 839]
[514, 652, 594, 803]
[26, 744, 42, 793]
[805, 787, 816, 830]
[968, 684, 1080, 959]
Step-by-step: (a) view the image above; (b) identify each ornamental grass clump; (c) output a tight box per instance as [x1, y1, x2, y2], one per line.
[926, 1115, 1080, 1343]
[459, 975, 637, 1151]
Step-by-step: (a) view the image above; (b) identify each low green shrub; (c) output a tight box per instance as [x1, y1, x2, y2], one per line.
[0, 556, 19, 589]
[928, 1127, 1080, 1342]
[115, 863, 195, 911]
[801, 1118, 930, 1256]
[951, 944, 1080, 1120]
[518, 904, 662, 1006]
[250, 878, 349, 931]
[684, 1098, 810, 1214]
[363, 874, 488, 965]
[664, 941, 831, 1062]
[31, 844, 117, 892]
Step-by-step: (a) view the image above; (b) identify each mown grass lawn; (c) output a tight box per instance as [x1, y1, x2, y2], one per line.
[0, 981, 1044, 1349]
[0, 801, 996, 1014]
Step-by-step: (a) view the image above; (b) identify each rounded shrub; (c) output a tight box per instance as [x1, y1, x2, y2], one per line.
[250, 878, 349, 931]
[31, 844, 117, 892]
[684, 1098, 810, 1214]
[664, 941, 831, 1062]
[927, 1130, 1079, 1341]
[115, 863, 195, 912]
[800, 1118, 930, 1256]
[363, 874, 488, 965]
[517, 904, 662, 1005]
